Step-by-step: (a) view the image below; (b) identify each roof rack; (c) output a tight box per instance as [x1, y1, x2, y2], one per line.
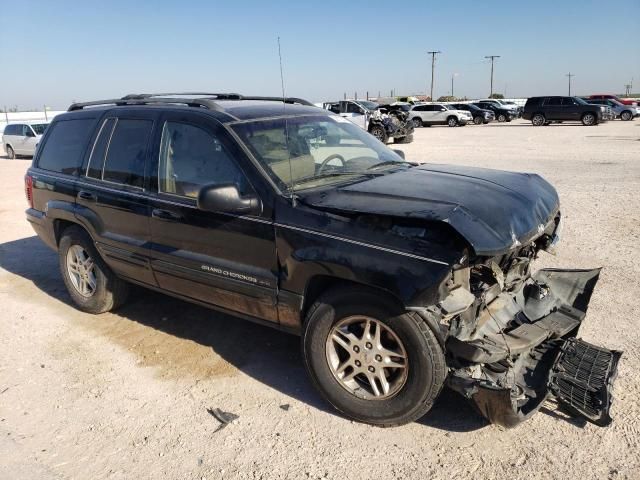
[67, 93, 315, 112]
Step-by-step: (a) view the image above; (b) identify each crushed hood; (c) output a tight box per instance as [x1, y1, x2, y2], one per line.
[300, 164, 559, 256]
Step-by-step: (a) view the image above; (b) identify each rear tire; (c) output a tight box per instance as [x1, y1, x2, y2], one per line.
[581, 112, 597, 126]
[58, 226, 129, 314]
[620, 111, 633, 121]
[302, 287, 446, 427]
[531, 113, 545, 126]
[447, 116, 458, 127]
[6, 145, 15, 159]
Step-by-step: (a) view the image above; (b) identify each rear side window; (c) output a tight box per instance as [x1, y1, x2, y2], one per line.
[102, 119, 153, 188]
[37, 119, 94, 175]
[546, 97, 562, 106]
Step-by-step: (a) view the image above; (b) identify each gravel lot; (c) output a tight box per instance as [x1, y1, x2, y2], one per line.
[1, 119, 639, 480]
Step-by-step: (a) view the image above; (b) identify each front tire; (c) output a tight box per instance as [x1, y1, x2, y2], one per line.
[473, 116, 483, 125]
[581, 112, 597, 126]
[497, 114, 507, 122]
[6, 145, 15, 159]
[447, 116, 458, 127]
[621, 110, 633, 121]
[369, 125, 388, 143]
[59, 226, 129, 314]
[411, 117, 423, 128]
[302, 287, 446, 426]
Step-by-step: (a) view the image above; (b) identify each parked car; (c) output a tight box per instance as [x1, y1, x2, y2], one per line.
[585, 98, 637, 121]
[25, 92, 621, 429]
[322, 100, 414, 143]
[450, 103, 495, 124]
[409, 103, 472, 127]
[2, 123, 49, 159]
[472, 102, 514, 122]
[523, 96, 605, 126]
[588, 94, 638, 107]
[478, 99, 521, 117]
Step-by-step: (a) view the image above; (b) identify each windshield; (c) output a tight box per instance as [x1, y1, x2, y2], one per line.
[357, 100, 379, 111]
[574, 97, 588, 105]
[232, 115, 408, 193]
[31, 123, 48, 135]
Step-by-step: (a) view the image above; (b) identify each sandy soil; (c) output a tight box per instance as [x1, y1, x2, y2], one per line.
[1, 119, 639, 479]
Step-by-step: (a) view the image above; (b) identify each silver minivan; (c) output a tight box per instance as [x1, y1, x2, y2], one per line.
[2, 123, 49, 159]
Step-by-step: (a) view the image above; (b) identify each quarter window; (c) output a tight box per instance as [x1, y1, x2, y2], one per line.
[158, 121, 247, 198]
[87, 118, 117, 179]
[37, 119, 95, 175]
[102, 119, 152, 188]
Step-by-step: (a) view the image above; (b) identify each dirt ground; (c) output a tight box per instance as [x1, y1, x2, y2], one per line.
[1, 119, 639, 480]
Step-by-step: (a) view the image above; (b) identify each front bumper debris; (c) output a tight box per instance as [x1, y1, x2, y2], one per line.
[446, 268, 622, 428]
[548, 338, 621, 426]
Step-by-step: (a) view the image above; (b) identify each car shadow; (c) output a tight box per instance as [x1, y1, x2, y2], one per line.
[1, 235, 490, 432]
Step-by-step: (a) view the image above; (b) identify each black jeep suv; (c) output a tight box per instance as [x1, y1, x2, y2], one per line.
[25, 93, 620, 428]
[523, 96, 605, 126]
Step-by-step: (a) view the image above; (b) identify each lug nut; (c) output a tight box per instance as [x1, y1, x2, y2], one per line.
[365, 342, 372, 349]
[355, 360, 361, 367]
[353, 346, 360, 353]
[375, 355, 382, 362]
[368, 366, 375, 373]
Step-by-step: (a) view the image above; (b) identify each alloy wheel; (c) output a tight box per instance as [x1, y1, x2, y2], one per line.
[66, 245, 97, 297]
[532, 114, 545, 126]
[325, 315, 409, 400]
[583, 113, 596, 126]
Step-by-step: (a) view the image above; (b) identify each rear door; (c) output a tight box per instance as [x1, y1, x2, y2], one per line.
[544, 97, 563, 120]
[146, 111, 279, 323]
[77, 110, 157, 285]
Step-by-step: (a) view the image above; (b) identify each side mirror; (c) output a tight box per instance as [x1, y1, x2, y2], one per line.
[392, 149, 405, 159]
[197, 184, 261, 215]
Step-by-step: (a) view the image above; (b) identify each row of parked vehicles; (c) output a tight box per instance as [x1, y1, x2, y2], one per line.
[3, 94, 639, 157]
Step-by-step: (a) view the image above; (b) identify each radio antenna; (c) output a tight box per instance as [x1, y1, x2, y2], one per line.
[278, 36, 296, 206]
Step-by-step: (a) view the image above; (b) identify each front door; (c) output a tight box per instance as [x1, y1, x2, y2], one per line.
[146, 112, 279, 323]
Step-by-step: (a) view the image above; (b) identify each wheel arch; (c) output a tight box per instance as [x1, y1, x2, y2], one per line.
[301, 275, 406, 323]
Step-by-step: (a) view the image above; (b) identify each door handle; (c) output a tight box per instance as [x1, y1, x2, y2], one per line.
[152, 208, 182, 221]
[77, 190, 97, 201]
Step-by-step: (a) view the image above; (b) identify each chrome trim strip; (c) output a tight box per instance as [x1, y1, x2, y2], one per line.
[273, 223, 449, 266]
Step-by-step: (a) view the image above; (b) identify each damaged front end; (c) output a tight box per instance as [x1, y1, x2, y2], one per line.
[422, 218, 622, 428]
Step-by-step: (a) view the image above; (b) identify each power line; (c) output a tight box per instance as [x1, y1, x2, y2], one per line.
[566, 72, 575, 96]
[484, 55, 500, 97]
[427, 51, 441, 100]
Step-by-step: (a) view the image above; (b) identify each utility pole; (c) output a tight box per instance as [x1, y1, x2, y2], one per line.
[451, 73, 458, 98]
[566, 72, 575, 96]
[625, 83, 632, 96]
[484, 55, 500, 97]
[427, 50, 441, 100]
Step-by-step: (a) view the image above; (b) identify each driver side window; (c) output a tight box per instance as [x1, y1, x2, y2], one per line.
[158, 122, 247, 198]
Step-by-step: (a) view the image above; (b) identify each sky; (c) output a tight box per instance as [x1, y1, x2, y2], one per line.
[1, 0, 639, 110]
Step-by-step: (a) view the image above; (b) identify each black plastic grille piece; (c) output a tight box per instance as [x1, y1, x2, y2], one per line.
[548, 338, 621, 426]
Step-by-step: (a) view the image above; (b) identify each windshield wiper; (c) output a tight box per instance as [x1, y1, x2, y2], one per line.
[366, 161, 415, 171]
[290, 170, 385, 189]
